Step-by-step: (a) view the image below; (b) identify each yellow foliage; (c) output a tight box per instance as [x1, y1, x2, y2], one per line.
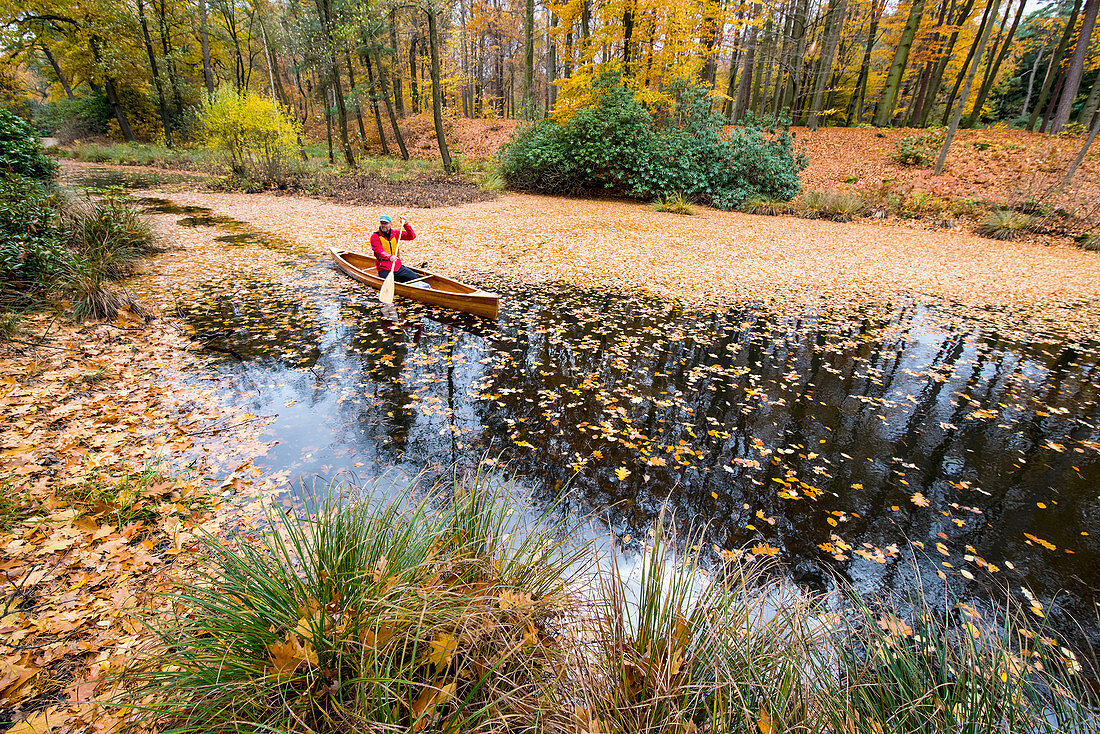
[200, 86, 301, 181]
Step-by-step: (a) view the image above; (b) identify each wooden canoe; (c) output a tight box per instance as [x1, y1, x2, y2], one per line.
[330, 248, 500, 320]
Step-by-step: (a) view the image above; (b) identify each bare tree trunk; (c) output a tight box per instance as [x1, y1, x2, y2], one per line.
[199, 0, 215, 94]
[916, 0, 976, 126]
[1052, 0, 1100, 132]
[409, 34, 420, 114]
[808, 0, 848, 130]
[390, 11, 405, 117]
[1062, 107, 1100, 186]
[372, 47, 409, 159]
[524, 0, 534, 108]
[936, 0, 1001, 175]
[967, 0, 1025, 128]
[344, 48, 370, 148]
[1028, 0, 1083, 130]
[137, 0, 174, 146]
[89, 36, 135, 142]
[875, 0, 926, 126]
[782, 0, 810, 113]
[1021, 44, 1046, 117]
[40, 44, 74, 99]
[427, 4, 452, 172]
[547, 13, 558, 112]
[1077, 77, 1100, 125]
[362, 51, 390, 154]
[733, 4, 760, 123]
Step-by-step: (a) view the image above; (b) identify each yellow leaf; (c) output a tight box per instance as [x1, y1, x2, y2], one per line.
[411, 680, 456, 733]
[615, 467, 630, 481]
[427, 632, 458, 669]
[757, 708, 775, 734]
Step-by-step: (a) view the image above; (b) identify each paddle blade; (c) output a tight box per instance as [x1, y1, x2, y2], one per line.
[379, 269, 396, 304]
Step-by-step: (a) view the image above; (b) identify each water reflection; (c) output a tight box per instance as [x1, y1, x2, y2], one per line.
[176, 264, 1100, 646]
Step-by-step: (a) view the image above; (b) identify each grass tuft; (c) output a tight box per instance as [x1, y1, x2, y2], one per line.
[974, 209, 1033, 240]
[652, 192, 695, 215]
[129, 474, 591, 733]
[798, 190, 867, 222]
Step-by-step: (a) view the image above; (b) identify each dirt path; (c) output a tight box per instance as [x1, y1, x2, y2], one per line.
[117, 172, 1100, 340]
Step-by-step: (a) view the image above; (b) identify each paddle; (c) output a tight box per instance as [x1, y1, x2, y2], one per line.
[378, 218, 404, 305]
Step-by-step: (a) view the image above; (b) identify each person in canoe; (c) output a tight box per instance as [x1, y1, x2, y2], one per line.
[371, 214, 419, 282]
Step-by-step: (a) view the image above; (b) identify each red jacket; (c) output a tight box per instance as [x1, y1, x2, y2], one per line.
[371, 223, 415, 272]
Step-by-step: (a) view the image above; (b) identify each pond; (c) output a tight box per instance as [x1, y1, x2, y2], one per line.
[137, 196, 1100, 649]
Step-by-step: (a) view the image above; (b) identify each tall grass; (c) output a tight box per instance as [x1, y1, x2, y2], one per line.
[127, 480, 1100, 734]
[131, 475, 591, 733]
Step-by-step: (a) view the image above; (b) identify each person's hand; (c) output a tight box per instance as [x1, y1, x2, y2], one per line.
[400, 216, 409, 226]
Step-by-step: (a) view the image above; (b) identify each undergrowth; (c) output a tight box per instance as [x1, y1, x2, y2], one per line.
[651, 192, 695, 215]
[125, 476, 1100, 734]
[0, 119, 159, 320]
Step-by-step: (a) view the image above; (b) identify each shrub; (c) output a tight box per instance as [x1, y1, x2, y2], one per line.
[500, 75, 806, 209]
[740, 196, 791, 215]
[0, 107, 58, 180]
[64, 191, 160, 280]
[200, 86, 302, 183]
[1077, 233, 1099, 251]
[974, 209, 1033, 240]
[0, 176, 71, 306]
[892, 129, 945, 167]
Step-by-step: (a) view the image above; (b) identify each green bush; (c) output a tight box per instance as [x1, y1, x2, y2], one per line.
[34, 95, 114, 139]
[892, 129, 945, 167]
[200, 86, 302, 183]
[0, 176, 71, 305]
[0, 107, 58, 180]
[500, 75, 806, 209]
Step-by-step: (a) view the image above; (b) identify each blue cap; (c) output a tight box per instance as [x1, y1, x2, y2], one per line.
[379, 214, 392, 223]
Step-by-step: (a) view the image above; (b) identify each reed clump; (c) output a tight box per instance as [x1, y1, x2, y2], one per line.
[128, 477, 1100, 734]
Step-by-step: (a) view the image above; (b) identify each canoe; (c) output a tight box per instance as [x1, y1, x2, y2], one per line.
[330, 248, 500, 320]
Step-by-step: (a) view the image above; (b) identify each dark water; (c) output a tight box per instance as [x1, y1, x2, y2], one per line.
[171, 251, 1100, 647]
[67, 167, 211, 190]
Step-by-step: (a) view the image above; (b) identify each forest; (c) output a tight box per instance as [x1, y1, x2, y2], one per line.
[2, 0, 1099, 156]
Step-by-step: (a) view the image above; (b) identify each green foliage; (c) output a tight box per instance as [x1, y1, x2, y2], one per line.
[128, 489, 1100, 734]
[0, 107, 58, 181]
[0, 480, 34, 531]
[1078, 233, 1099, 251]
[34, 95, 114, 139]
[974, 209, 1033, 240]
[200, 86, 302, 183]
[892, 129, 945, 167]
[0, 176, 71, 306]
[500, 75, 806, 209]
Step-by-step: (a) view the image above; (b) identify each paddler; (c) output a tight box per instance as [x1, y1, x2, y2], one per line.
[371, 214, 418, 282]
